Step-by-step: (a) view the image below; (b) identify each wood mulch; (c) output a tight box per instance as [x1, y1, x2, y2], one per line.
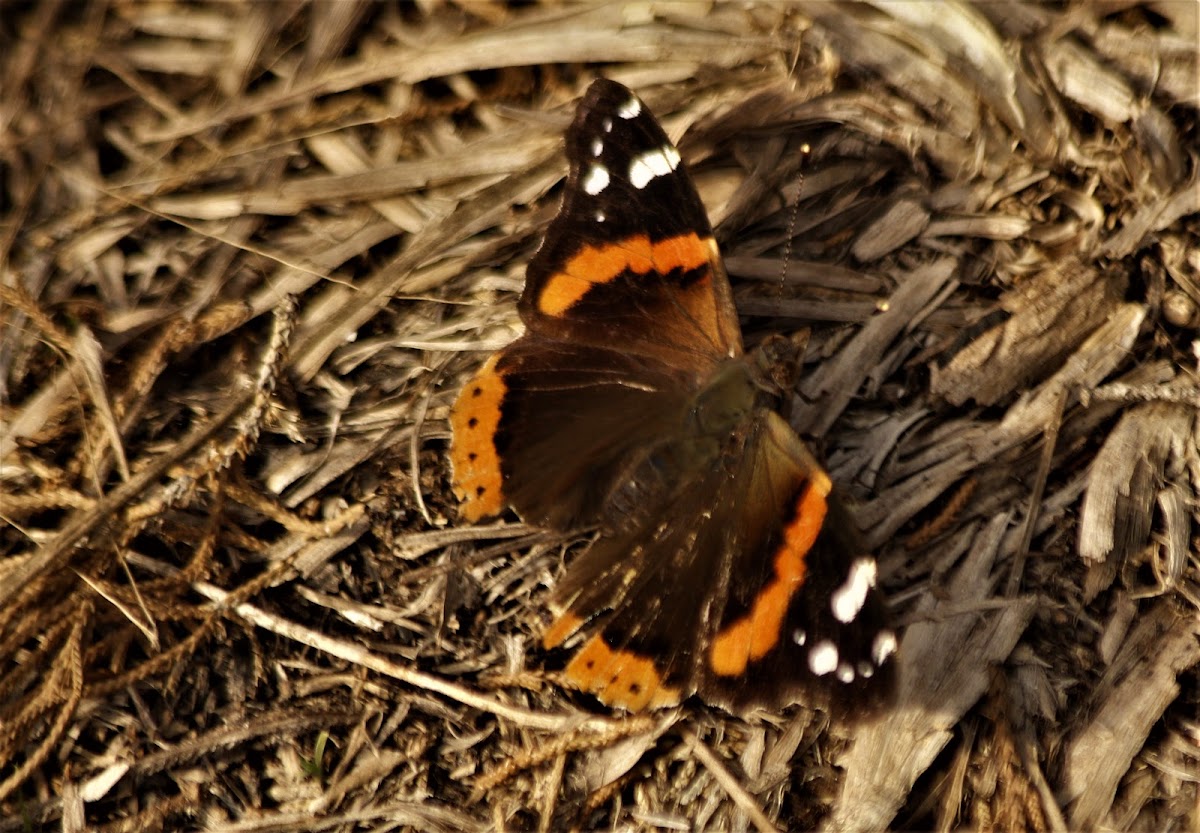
[2, 3, 1197, 831]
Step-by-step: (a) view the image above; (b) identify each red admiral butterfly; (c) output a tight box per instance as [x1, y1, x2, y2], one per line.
[451, 79, 896, 715]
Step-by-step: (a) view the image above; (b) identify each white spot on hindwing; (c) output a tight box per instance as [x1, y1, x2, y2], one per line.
[582, 164, 610, 195]
[628, 145, 681, 190]
[831, 557, 877, 623]
[809, 640, 838, 676]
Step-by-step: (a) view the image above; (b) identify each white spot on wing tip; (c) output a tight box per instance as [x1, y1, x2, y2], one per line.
[602, 117, 613, 133]
[628, 146, 680, 190]
[595, 210, 605, 222]
[872, 631, 897, 666]
[591, 137, 603, 157]
[836, 662, 855, 683]
[617, 96, 641, 119]
[831, 557, 877, 623]
[792, 628, 806, 646]
[809, 640, 838, 676]
[582, 164, 610, 195]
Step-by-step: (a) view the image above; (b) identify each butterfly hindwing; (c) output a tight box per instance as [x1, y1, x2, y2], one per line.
[451, 337, 694, 528]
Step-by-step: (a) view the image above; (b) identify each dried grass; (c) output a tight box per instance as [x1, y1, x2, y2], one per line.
[2, 2, 1198, 831]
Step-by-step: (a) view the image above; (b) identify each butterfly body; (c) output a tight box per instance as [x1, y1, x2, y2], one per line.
[450, 79, 896, 716]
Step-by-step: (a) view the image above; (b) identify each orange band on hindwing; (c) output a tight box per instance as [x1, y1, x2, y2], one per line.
[542, 611, 584, 650]
[545, 611, 680, 710]
[449, 355, 508, 521]
[563, 633, 682, 711]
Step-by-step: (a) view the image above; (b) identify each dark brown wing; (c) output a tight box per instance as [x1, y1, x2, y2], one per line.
[450, 338, 693, 529]
[541, 410, 896, 716]
[518, 78, 742, 367]
[451, 80, 741, 526]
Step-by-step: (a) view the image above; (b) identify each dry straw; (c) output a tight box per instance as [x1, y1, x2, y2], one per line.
[1, 2, 1197, 831]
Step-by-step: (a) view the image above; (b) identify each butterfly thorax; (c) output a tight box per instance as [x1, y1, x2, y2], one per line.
[690, 334, 804, 432]
[612, 339, 801, 529]
[686, 360, 757, 439]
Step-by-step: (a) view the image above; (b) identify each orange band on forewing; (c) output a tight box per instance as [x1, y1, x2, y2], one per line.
[449, 355, 507, 521]
[537, 233, 711, 316]
[708, 474, 832, 677]
[652, 234, 708, 275]
[536, 273, 593, 317]
[564, 634, 681, 711]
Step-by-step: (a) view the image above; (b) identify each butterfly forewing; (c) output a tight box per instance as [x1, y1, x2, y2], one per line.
[520, 79, 742, 368]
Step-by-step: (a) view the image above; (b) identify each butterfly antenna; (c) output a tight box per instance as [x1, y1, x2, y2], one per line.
[779, 143, 811, 290]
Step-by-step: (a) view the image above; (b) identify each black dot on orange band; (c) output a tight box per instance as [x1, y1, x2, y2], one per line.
[467, 417, 478, 428]
[468, 452, 477, 461]
[475, 486, 486, 497]
[472, 386, 482, 397]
